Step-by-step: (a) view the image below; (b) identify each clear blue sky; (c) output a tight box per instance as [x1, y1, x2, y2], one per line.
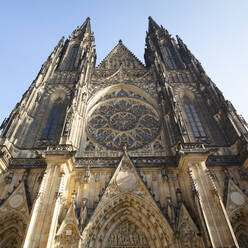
[0, 0, 248, 125]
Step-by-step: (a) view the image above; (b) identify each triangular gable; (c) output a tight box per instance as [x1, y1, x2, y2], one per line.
[81, 151, 174, 247]
[177, 203, 204, 247]
[226, 179, 248, 217]
[55, 202, 81, 247]
[97, 40, 145, 70]
[177, 203, 199, 233]
[0, 182, 29, 219]
[99, 151, 165, 205]
[57, 202, 80, 236]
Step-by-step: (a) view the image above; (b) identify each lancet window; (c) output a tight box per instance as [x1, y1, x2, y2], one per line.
[41, 102, 62, 139]
[184, 103, 206, 138]
[163, 45, 177, 69]
[67, 45, 79, 70]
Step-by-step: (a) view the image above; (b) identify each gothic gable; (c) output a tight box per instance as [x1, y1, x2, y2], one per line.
[177, 204, 204, 247]
[226, 179, 248, 248]
[80, 151, 174, 248]
[97, 40, 145, 70]
[55, 202, 81, 248]
[0, 182, 29, 248]
[226, 179, 248, 217]
[0, 181, 29, 219]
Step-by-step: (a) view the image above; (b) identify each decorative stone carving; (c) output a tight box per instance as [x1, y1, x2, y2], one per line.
[87, 90, 160, 151]
[106, 221, 148, 247]
[226, 179, 248, 216]
[231, 192, 245, 205]
[177, 204, 203, 248]
[0, 213, 27, 248]
[97, 41, 144, 70]
[55, 224, 80, 248]
[9, 194, 24, 208]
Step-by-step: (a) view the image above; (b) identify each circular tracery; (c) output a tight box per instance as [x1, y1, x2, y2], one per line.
[87, 95, 160, 151]
[110, 112, 137, 131]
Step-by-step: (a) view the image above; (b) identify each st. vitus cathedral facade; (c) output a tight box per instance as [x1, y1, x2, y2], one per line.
[0, 17, 248, 248]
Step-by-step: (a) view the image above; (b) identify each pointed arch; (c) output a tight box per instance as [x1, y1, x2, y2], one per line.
[230, 208, 248, 248]
[177, 204, 205, 248]
[41, 98, 63, 140]
[36, 86, 71, 144]
[173, 85, 209, 143]
[81, 84, 166, 154]
[0, 210, 27, 248]
[86, 83, 159, 113]
[81, 193, 175, 248]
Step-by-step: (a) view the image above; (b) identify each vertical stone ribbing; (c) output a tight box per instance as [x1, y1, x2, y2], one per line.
[179, 152, 239, 247]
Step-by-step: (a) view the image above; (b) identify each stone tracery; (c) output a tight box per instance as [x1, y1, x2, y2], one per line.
[87, 89, 160, 151]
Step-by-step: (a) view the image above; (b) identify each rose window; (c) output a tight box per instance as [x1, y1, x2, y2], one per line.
[87, 96, 160, 151]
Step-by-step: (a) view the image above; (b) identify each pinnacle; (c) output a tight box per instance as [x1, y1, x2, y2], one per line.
[80, 17, 91, 33]
[148, 16, 160, 32]
[70, 17, 92, 41]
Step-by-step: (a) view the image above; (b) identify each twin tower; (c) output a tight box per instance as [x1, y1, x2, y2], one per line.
[0, 17, 248, 248]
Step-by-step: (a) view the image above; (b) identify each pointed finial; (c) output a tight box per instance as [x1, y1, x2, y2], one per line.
[119, 39, 123, 44]
[148, 16, 160, 32]
[72, 190, 77, 202]
[123, 145, 127, 152]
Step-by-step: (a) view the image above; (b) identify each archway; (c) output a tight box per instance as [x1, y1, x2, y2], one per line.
[0, 211, 27, 248]
[81, 193, 174, 248]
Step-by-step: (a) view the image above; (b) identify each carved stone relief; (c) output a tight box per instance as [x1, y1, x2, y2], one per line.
[55, 224, 80, 248]
[106, 221, 148, 247]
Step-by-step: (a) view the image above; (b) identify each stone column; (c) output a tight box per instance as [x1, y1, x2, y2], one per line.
[23, 152, 73, 248]
[179, 148, 239, 248]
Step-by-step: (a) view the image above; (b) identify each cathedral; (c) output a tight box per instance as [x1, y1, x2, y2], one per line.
[0, 16, 248, 248]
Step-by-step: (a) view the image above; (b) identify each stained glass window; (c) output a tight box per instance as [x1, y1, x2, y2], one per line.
[67, 46, 79, 70]
[163, 46, 172, 57]
[163, 46, 177, 69]
[184, 104, 206, 137]
[87, 94, 160, 151]
[41, 104, 61, 139]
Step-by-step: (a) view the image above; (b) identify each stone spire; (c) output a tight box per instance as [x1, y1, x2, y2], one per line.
[70, 17, 91, 41]
[148, 16, 160, 33]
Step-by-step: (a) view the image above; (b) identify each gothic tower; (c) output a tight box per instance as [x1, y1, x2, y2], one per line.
[0, 17, 248, 248]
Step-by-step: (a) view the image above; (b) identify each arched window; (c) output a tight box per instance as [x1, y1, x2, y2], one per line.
[184, 103, 206, 138]
[67, 45, 79, 70]
[41, 102, 61, 139]
[163, 46, 177, 69]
